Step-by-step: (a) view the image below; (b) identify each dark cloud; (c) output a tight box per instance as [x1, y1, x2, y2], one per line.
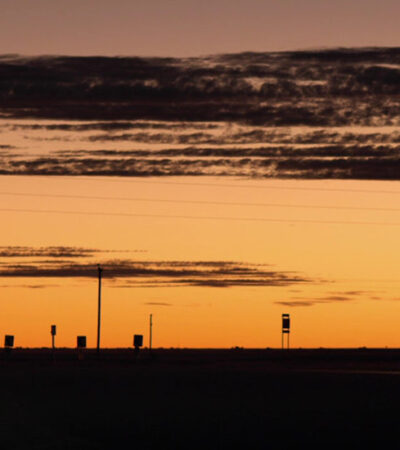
[8, 121, 218, 132]
[144, 302, 172, 306]
[0, 259, 310, 288]
[319, 295, 352, 302]
[85, 131, 400, 147]
[275, 301, 316, 307]
[1, 49, 400, 125]
[4, 147, 400, 179]
[2, 49, 400, 181]
[275, 289, 382, 307]
[0, 283, 59, 289]
[275, 296, 353, 307]
[87, 132, 216, 145]
[0, 246, 146, 258]
[0, 246, 98, 258]
[332, 290, 377, 296]
[68, 144, 400, 158]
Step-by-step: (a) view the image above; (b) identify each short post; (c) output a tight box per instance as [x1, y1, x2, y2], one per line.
[133, 334, 143, 358]
[282, 314, 290, 350]
[77, 336, 87, 360]
[4, 335, 14, 356]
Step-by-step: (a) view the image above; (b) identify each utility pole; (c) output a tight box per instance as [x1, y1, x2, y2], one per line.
[149, 314, 153, 350]
[97, 265, 102, 354]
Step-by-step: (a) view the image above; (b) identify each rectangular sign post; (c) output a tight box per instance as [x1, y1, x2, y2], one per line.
[282, 314, 290, 349]
[133, 334, 143, 349]
[77, 336, 87, 348]
[4, 335, 14, 357]
[133, 334, 143, 359]
[51, 325, 56, 350]
[4, 335, 14, 348]
[77, 336, 87, 361]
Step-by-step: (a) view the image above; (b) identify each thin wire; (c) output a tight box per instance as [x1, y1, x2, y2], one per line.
[115, 178, 400, 195]
[2, 207, 400, 226]
[2, 191, 400, 212]
[7, 174, 400, 195]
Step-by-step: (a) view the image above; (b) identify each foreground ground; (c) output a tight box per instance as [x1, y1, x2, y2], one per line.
[1, 348, 400, 449]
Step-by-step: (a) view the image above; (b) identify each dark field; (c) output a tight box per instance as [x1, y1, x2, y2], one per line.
[1, 348, 400, 449]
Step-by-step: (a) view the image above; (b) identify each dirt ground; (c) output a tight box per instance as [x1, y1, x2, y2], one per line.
[1, 348, 399, 449]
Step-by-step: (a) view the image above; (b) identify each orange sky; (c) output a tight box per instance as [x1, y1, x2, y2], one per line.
[2, 174, 400, 348]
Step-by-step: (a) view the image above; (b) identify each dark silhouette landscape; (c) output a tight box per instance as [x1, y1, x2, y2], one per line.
[1, 348, 400, 449]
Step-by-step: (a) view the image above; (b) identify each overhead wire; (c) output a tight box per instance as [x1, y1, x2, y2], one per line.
[1, 191, 400, 212]
[2, 207, 400, 226]
[8, 174, 400, 195]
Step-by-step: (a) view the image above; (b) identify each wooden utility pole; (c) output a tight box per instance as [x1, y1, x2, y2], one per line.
[149, 314, 153, 350]
[97, 265, 102, 353]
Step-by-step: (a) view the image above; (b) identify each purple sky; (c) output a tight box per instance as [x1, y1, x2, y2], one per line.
[0, 0, 399, 56]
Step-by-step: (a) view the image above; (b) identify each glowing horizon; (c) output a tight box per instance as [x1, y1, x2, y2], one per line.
[2, 174, 400, 349]
[1, 48, 400, 348]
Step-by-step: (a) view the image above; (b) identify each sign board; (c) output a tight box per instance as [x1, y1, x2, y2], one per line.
[77, 336, 87, 348]
[133, 334, 143, 348]
[4, 335, 14, 347]
[51, 325, 57, 336]
[282, 314, 290, 333]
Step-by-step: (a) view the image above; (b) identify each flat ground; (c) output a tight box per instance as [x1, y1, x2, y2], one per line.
[1, 348, 400, 449]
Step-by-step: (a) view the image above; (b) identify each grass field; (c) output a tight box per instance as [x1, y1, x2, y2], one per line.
[1, 348, 399, 449]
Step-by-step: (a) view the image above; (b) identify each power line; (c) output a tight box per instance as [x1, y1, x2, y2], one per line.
[2, 191, 400, 213]
[118, 178, 400, 195]
[11, 175, 400, 195]
[2, 207, 400, 226]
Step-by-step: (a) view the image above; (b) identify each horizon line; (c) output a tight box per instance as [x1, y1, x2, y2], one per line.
[2, 45, 400, 59]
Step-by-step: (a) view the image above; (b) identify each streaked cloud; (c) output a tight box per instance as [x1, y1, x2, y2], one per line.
[1, 49, 400, 125]
[144, 302, 172, 306]
[0, 246, 145, 258]
[2, 49, 400, 180]
[0, 254, 311, 288]
[0, 246, 98, 258]
[275, 290, 382, 307]
[0, 283, 59, 289]
[3, 147, 400, 179]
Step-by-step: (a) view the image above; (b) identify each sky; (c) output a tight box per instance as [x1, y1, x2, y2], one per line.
[0, 0, 399, 56]
[0, 3, 400, 349]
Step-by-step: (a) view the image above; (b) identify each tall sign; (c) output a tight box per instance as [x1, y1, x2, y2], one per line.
[51, 324, 56, 350]
[282, 314, 290, 349]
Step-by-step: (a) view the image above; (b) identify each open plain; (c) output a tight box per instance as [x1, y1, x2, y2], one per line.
[1, 348, 400, 449]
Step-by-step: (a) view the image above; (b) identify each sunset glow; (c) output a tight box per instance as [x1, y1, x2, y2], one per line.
[2, 174, 400, 348]
[1, 1, 400, 349]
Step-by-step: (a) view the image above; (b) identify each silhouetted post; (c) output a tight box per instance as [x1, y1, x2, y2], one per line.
[51, 325, 56, 350]
[77, 336, 87, 360]
[149, 314, 153, 350]
[133, 334, 143, 358]
[97, 265, 102, 354]
[4, 335, 14, 356]
[282, 314, 290, 349]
